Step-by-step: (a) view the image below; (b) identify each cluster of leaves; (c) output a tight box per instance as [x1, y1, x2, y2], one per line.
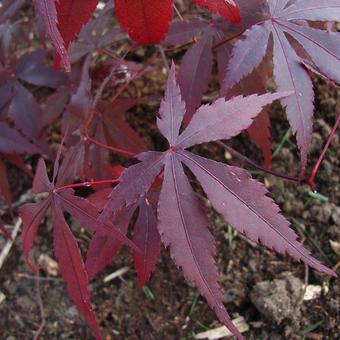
[0, 1, 339, 339]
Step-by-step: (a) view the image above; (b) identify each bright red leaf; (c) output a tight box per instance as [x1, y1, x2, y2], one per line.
[193, 0, 240, 23]
[115, 0, 173, 45]
[56, 0, 99, 48]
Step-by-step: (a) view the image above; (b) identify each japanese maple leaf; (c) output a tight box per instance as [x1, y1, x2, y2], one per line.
[19, 152, 138, 339]
[221, 0, 340, 173]
[86, 189, 161, 285]
[162, 16, 272, 166]
[92, 64, 334, 339]
[0, 122, 38, 216]
[115, 0, 239, 44]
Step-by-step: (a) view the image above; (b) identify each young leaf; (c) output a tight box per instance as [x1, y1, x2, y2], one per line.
[222, 0, 340, 172]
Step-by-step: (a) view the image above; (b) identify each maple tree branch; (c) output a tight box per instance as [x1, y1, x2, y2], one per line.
[173, 3, 184, 21]
[109, 67, 146, 104]
[306, 112, 340, 190]
[216, 141, 301, 183]
[81, 46, 133, 134]
[212, 29, 246, 49]
[84, 132, 138, 159]
[56, 179, 119, 192]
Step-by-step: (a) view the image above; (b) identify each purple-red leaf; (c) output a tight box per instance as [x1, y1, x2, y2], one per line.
[157, 63, 186, 145]
[221, 22, 271, 94]
[272, 27, 314, 174]
[86, 205, 135, 279]
[52, 202, 102, 339]
[133, 198, 161, 288]
[178, 30, 213, 126]
[281, 0, 340, 21]
[0, 123, 40, 154]
[33, 0, 70, 71]
[176, 92, 291, 149]
[20, 199, 51, 270]
[98, 151, 164, 225]
[158, 154, 243, 339]
[178, 151, 335, 277]
[247, 109, 272, 168]
[222, 0, 340, 173]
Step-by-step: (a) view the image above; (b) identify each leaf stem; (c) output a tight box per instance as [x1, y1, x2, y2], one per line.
[84, 132, 137, 159]
[81, 46, 133, 134]
[212, 29, 246, 49]
[216, 141, 301, 183]
[56, 179, 119, 192]
[306, 112, 340, 190]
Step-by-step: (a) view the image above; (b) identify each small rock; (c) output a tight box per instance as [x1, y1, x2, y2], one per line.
[329, 240, 340, 256]
[0, 291, 5, 305]
[303, 285, 322, 301]
[250, 273, 303, 324]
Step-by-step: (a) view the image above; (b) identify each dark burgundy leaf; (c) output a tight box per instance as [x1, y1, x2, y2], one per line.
[133, 198, 161, 288]
[221, 0, 340, 172]
[178, 30, 213, 126]
[158, 153, 243, 339]
[0, 122, 40, 154]
[33, 0, 70, 71]
[20, 199, 51, 270]
[178, 150, 335, 276]
[51, 201, 102, 339]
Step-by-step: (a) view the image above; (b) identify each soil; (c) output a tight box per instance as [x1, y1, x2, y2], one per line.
[0, 6, 340, 340]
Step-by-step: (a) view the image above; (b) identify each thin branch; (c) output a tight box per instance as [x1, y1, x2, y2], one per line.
[212, 29, 246, 49]
[173, 3, 184, 21]
[216, 141, 301, 183]
[307, 112, 340, 190]
[81, 46, 133, 133]
[84, 132, 137, 158]
[56, 179, 119, 192]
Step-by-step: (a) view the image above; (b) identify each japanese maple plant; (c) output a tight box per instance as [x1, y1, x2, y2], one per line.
[0, 0, 339, 339]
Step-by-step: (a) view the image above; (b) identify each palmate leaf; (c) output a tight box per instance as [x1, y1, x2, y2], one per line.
[19, 155, 137, 339]
[163, 16, 273, 165]
[221, 0, 340, 173]
[93, 64, 334, 339]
